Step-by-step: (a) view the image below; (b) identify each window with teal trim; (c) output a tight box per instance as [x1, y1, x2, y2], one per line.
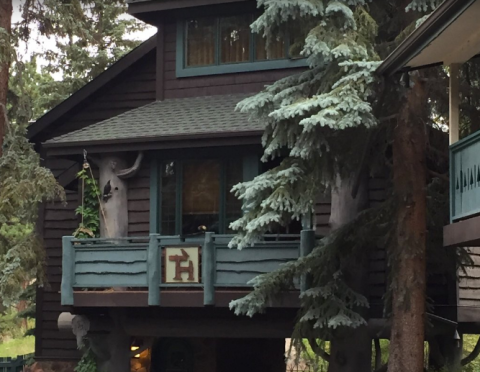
[159, 159, 243, 235]
[177, 13, 307, 77]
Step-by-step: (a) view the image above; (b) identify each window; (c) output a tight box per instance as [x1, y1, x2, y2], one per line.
[159, 159, 244, 235]
[177, 13, 307, 77]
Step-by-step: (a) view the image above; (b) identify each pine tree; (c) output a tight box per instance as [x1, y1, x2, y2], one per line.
[228, 1, 449, 372]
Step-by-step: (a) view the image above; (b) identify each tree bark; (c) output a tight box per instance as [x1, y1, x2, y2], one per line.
[98, 155, 129, 238]
[0, 0, 13, 157]
[328, 172, 372, 372]
[387, 75, 428, 372]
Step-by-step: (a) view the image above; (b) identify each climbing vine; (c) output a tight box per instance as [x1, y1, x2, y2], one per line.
[74, 162, 101, 239]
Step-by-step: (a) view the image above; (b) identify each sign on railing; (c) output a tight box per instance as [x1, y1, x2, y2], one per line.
[61, 232, 315, 307]
[450, 131, 480, 221]
[0, 354, 32, 372]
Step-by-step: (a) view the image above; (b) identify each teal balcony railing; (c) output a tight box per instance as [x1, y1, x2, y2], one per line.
[450, 131, 480, 221]
[61, 231, 315, 307]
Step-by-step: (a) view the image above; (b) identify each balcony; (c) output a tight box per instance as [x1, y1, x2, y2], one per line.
[444, 131, 480, 248]
[61, 231, 314, 308]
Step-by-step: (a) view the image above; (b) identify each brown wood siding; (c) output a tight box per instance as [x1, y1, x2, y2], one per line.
[459, 248, 480, 307]
[37, 165, 80, 359]
[162, 21, 304, 100]
[128, 164, 151, 236]
[41, 51, 156, 142]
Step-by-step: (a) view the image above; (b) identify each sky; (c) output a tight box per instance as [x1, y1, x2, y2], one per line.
[11, 0, 157, 77]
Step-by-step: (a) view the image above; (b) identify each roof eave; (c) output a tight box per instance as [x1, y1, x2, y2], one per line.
[43, 130, 264, 155]
[377, 0, 477, 76]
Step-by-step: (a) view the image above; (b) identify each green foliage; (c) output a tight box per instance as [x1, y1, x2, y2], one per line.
[75, 348, 98, 372]
[13, 0, 147, 116]
[0, 119, 65, 305]
[0, 335, 35, 357]
[74, 165, 101, 239]
[231, 200, 393, 335]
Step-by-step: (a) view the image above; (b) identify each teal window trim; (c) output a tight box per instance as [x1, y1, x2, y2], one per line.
[150, 158, 159, 234]
[176, 18, 307, 78]
[157, 157, 248, 235]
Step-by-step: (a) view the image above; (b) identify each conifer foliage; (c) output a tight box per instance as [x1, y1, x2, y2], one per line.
[229, 1, 449, 371]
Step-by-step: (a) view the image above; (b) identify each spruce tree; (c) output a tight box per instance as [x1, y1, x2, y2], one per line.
[228, 1, 452, 372]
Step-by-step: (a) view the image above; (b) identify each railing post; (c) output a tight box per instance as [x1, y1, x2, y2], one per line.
[148, 234, 161, 306]
[203, 232, 215, 306]
[300, 229, 315, 293]
[61, 236, 75, 306]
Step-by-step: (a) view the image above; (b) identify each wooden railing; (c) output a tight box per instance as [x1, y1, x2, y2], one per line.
[0, 354, 32, 372]
[61, 231, 315, 306]
[450, 131, 480, 221]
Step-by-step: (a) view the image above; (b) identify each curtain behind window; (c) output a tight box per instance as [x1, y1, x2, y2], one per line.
[186, 18, 216, 67]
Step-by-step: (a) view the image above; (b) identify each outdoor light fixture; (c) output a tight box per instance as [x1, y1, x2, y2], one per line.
[454, 330, 461, 348]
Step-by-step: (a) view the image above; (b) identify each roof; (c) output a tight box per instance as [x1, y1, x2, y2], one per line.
[44, 94, 261, 148]
[377, 0, 479, 76]
[28, 35, 157, 141]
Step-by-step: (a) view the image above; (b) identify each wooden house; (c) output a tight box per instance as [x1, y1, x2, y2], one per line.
[28, 0, 467, 371]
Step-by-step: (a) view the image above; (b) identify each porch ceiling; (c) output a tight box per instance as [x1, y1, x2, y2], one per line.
[377, 0, 480, 76]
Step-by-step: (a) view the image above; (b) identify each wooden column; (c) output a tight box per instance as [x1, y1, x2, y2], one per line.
[61, 236, 75, 306]
[148, 234, 161, 306]
[449, 64, 460, 145]
[300, 229, 315, 293]
[203, 232, 215, 306]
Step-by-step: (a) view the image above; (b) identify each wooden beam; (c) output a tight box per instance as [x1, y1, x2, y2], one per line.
[443, 215, 480, 247]
[203, 233, 215, 306]
[61, 236, 75, 306]
[147, 234, 161, 306]
[72, 290, 301, 308]
[449, 63, 460, 145]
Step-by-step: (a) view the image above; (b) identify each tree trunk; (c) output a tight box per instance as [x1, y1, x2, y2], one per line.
[98, 155, 129, 238]
[388, 75, 428, 372]
[0, 0, 13, 157]
[328, 172, 372, 372]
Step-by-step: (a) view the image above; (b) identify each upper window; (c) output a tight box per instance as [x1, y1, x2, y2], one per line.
[176, 14, 307, 77]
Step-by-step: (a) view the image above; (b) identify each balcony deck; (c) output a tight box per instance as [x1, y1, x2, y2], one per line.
[444, 131, 480, 247]
[61, 232, 314, 307]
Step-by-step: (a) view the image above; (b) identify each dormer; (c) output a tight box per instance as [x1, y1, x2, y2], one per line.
[127, 0, 306, 82]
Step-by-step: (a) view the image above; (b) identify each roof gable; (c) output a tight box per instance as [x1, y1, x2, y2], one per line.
[29, 35, 157, 142]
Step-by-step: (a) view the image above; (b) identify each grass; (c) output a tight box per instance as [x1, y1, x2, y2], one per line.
[0, 336, 35, 357]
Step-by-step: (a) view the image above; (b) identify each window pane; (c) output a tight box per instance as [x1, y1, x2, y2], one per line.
[186, 18, 215, 67]
[161, 161, 177, 235]
[182, 160, 220, 234]
[289, 23, 307, 59]
[255, 34, 285, 61]
[220, 15, 251, 64]
[225, 159, 243, 233]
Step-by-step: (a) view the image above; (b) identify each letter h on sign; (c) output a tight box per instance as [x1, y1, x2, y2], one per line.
[165, 247, 200, 283]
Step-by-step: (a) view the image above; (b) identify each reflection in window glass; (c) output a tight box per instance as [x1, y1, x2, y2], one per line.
[255, 33, 285, 61]
[161, 162, 177, 235]
[182, 160, 220, 234]
[220, 15, 251, 64]
[186, 18, 216, 67]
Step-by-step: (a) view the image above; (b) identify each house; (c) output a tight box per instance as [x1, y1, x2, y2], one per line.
[378, 0, 480, 327]
[28, 1, 461, 371]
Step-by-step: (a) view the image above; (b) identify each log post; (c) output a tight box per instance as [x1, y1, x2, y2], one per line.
[98, 155, 129, 239]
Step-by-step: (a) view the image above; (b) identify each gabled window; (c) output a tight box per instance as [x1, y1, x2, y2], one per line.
[176, 13, 307, 77]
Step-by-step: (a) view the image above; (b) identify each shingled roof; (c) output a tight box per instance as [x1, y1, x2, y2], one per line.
[44, 94, 262, 148]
